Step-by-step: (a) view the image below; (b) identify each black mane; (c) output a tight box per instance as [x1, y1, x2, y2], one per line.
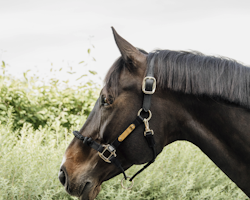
[105, 49, 250, 109]
[148, 50, 250, 109]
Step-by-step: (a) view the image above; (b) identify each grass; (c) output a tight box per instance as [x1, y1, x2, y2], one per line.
[0, 109, 77, 200]
[0, 108, 248, 200]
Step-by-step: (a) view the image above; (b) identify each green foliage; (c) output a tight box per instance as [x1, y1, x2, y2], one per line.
[0, 65, 99, 130]
[0, 109, 77, 200]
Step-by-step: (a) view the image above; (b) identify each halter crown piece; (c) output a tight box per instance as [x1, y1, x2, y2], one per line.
[73, 54, 157, 189]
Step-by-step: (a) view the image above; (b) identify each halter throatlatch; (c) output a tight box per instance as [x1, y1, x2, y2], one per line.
[73, 54, 157, 188]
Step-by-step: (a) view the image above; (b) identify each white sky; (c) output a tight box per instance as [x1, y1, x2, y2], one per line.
[1, 0, 250, 85]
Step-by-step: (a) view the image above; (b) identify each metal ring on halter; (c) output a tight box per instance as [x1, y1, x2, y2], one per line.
[121, 176, 134, 190]
[137, 108, 152, 121]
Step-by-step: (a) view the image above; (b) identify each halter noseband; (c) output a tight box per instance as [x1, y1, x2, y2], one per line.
[73, 55, 157, 185]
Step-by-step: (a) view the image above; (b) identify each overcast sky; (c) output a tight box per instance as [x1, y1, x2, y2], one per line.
[1, 0, 250, 85]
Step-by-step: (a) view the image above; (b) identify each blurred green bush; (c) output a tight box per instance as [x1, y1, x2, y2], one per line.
[0, 60, 100, 130]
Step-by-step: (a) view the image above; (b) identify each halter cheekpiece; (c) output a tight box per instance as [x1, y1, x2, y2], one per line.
[73, 54, 157, 188]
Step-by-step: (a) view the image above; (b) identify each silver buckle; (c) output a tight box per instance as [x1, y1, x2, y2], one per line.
[142, 76, 156, 94]
[98, 144, 116, 163]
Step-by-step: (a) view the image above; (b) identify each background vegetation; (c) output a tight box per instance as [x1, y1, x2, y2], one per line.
[0, 60, 248, 199]
[0, 60, 99, 131]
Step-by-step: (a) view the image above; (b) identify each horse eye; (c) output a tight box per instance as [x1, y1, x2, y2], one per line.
[101, 95, 113, 106]
[103, 97, 109, 106]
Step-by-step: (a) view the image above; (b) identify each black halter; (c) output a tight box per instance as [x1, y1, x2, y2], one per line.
[73, 55, 157, 182]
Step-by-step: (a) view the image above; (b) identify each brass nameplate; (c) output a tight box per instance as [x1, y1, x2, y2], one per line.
[118, 124, 135, 142]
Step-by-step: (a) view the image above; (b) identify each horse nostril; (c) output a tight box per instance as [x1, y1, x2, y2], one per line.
[58, 169, 66, 186]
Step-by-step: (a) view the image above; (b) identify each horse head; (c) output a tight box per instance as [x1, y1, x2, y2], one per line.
[58, 28, 174, 200]
[59, 28, 250, 199]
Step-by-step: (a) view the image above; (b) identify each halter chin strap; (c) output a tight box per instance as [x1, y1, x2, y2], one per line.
[73, 54, 157, 183]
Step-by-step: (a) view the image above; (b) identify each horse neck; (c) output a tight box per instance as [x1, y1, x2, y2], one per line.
[160, 91, 250, 196]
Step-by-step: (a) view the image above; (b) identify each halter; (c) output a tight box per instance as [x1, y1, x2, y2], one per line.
[73, 55, 157, 188]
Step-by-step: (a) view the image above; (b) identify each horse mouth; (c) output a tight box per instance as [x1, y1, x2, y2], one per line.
[79, 182, 91, 198]
[64, 180, 91, 199]
[79, 183, 101, 200]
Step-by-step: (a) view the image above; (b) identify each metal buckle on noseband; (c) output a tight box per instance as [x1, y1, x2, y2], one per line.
[98, 144, 117, 163]
[142, 76, 156, 94]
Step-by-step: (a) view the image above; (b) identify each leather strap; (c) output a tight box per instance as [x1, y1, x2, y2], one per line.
[143, 55, 156, 112]
[73, 131, 104, 153]
[110, 156, 127, 180]
[129, 130, 156, 181]
[111, 116, 144, 149]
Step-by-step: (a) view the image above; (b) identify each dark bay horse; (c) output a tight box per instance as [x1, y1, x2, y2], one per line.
[59, 27, 250, 200]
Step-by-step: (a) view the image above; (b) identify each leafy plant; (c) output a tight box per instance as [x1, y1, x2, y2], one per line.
[0, 62, 99, 131]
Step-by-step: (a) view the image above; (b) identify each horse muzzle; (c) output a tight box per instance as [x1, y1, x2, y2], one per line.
[58, 165, 100, 199]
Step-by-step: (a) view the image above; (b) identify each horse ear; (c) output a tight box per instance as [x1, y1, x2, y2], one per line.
[111, 27, 146, 66]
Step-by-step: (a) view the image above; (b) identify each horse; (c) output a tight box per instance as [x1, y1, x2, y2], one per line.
[58, 27, 250, 200]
